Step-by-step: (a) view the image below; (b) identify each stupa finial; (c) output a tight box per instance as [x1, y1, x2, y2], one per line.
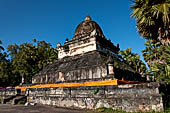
[84, 14, 91, 21]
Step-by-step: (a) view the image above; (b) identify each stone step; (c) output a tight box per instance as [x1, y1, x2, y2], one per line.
[5, 100, 13, 104]
[13, 96, 27, 105]
[4, 95, 26, 105]
[6, 102, 12, 104]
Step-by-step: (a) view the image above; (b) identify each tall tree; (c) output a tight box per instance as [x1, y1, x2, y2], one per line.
[0, 40, 4, 52]
[0, 40, 5, 62]
[142, 40, 163, 66]
[131, 0, 170, 45]
[8, 40, 58, 84]
[119, 48, 146, 75]
[142, 40, 170, 83]
[0, 41, 11, 87]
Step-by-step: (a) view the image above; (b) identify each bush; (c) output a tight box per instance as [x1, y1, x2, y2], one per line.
[17, 100, 25, 105]
[164, 107, 170, 113]
[96, 107, 126, 113]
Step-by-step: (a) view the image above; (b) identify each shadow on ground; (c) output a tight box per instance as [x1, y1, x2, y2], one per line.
[0, 104, 89, 113]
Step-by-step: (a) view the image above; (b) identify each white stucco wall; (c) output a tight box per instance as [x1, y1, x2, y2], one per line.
[57, 37, 96, 59]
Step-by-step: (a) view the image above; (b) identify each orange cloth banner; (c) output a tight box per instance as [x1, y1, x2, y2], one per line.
[16, 80, 144, 91]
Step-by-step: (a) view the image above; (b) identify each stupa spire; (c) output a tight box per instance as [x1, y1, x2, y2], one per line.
[84, 14, 91, 21]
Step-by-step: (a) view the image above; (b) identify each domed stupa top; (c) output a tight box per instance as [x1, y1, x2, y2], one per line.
[73, 15, 105, 39]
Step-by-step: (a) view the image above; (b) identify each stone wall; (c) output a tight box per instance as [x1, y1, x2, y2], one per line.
[57, 36, 119, 59]
[0, 89, 16, 104]
[26, 82, 163, 112]
[33, 65, 107, 84]
[33, 51, 144, 84]
[32, 52, 109, 84]
[57, 36, 97, 59]
[0, 89, 16, 96]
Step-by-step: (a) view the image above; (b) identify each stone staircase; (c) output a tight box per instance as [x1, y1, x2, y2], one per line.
[3, 95, 26, 105]
[2, 95, 16, 104]
[5, 99, 13, 104]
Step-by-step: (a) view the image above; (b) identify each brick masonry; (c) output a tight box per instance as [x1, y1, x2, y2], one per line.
[26, 82, 163, 112]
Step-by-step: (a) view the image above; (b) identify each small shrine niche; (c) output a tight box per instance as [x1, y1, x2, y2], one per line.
[107, 56, 115, 79]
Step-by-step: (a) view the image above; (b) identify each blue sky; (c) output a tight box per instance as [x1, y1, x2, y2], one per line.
[0, 0, 146, 60]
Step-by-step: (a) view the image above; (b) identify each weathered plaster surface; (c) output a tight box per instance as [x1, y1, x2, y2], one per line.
[32, 52, 108, 84]
[0, 89, 15, 96]
[27, 83, 163, 112]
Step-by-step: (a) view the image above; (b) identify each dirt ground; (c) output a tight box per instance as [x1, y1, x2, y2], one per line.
[0, 104, 89, 113]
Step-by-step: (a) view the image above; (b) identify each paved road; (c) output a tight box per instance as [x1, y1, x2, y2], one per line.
[0, 104, 89, 113]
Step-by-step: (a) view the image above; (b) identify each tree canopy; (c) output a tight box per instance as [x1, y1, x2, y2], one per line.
[131, 0, 170, 45]
[0, 41, 11, 86]
[131, 0, 170, 83]
[119, 48, 146, 75]
[142, 40, 170, 83]
[0, 40, 58, 86]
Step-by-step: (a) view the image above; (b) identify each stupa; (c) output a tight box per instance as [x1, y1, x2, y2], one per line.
[32, 15, 140, 84]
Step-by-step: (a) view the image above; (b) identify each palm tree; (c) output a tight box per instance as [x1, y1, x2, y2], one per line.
[131, 0, 170, 45]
